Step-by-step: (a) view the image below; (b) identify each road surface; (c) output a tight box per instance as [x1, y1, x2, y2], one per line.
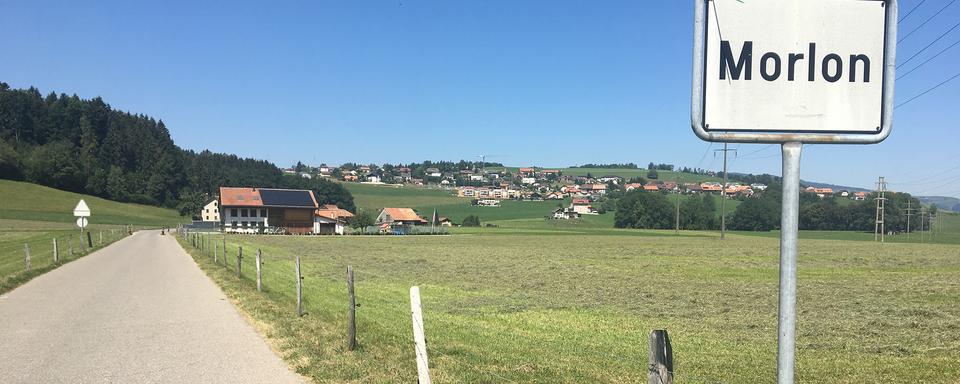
[0, 230, 304, 383]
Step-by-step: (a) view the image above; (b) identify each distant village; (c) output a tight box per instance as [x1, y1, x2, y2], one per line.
[189, 163, 873, 232]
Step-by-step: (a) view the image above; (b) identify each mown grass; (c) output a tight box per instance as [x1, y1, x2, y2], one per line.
[179, 228, 960, 383]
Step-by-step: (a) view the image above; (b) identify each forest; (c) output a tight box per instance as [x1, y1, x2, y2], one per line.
[0, 83, 353, 217]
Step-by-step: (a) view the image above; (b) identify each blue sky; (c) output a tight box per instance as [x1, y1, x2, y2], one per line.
[2, 0, 958, 197]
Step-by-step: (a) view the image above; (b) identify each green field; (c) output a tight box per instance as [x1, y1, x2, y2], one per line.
[0, 180, 185, 293]
[180, 228, 960, 383]
[0, 180, 186, 226]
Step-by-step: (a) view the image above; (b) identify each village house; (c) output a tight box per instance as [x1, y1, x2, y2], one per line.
[625, 183, 644, 192]
[854, 191, 869, 200]
[426, 168, 442, 178]
[314, 204, 354, 235]
[201, 199, 220, 222]
[521, 177, 537, 185]
[700, 183, 722, 193]
[552, 207, 581, 220]
[377, 208, 428, 234]
[581, 183, 607, 196]
[344, 175, 359, 182]
[685, 183, 702, 193]
[518, 167, 536, 176]
[643, 184, 659, 192]
[570, 198, 598, 215]
[220, 187, 318, 234]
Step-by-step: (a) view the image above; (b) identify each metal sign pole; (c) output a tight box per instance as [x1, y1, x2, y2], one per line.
[777, 142, 802, 384]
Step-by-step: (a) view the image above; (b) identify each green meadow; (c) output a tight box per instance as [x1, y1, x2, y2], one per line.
[0, 180, 185, 293]
[181, 226, 960, 383]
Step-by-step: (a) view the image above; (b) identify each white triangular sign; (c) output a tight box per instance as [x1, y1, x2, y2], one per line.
[74, 199, 91, 217]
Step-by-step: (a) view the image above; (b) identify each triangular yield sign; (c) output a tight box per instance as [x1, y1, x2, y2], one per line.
[74, 199, 91, 217]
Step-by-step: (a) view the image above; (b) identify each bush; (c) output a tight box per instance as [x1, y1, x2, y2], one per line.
[462, 215, 481, 227]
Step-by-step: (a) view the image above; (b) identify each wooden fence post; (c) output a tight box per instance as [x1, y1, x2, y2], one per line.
[347, 266, 357, 351]
[24, 244, 31, 271]
[214, 242, 218, 264]
[237, 246, 243, 278]
[256, 249, 263, 292]
[99, 231, 103, 245]
[410, 286, 431, 384]
[87, 231, 93, 249]
[53, 238, 59, 263]
[648, 330, 674, 384]
[295, 256, 303, 317]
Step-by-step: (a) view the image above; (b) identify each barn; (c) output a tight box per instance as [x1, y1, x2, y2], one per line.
[220, 187, 318, 234]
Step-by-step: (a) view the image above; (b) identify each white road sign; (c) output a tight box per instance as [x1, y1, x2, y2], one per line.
[76, 217, 88, 229]
[692, 0, 897, 143]
[73, 199, 91, 217]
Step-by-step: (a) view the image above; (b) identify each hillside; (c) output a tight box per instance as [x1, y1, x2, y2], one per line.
[487, 166, 723, 183]
[0, 179, 186, 227]
[917, 196, 960, 212]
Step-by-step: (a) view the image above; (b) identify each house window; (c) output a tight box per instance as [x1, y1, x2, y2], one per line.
[242, 209, 250, 217]
[258, 222, 264, 228]
[231, 221, 237, 227]
[231, 209, 238, 217]
[242, 221, 248, 227]
[250, 209, 257, 218]
[261, 209, 267, 217]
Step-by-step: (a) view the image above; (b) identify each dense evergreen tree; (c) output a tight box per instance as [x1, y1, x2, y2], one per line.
[0, 83, 353, 216]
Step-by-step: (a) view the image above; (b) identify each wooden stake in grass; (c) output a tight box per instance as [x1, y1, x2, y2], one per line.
[347, 265, 357, 351]
[295, 256, 303, 317]
[87, 231, 92, 249]
[99, 231, 103, 245]
[410, 286, 431, 384]
[53, 238, 59, 263]
[648, 330, 674, 384]
[256, 249, 263, 292]
[24, 243, 31, 271]
[237, 246, 243, 278]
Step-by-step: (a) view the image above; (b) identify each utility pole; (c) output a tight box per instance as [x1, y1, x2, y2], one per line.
[919, 208, 926, 243]
[874, 177, 886, 243]
[902, 200, 914, 242]
[715, 143, 737, 240]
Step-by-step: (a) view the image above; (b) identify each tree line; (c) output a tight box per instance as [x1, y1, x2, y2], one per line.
[0, 83, 353, 217]
[612, 185, 932, 232]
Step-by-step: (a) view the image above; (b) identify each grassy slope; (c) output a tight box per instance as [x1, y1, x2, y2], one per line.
[0, 179, 186, 226]
[0, 179, 184, 293]
[180, 229, 960, 383]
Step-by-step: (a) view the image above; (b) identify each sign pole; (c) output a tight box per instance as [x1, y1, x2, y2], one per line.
[777, 142, 802, 384]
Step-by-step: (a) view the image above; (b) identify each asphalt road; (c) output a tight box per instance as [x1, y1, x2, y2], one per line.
[0, 230, 304, 383]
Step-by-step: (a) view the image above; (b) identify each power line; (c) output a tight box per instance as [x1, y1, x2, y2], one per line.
[898, 20, 960, 67]
[897, 37, 960, 79]
[900, 0, 929, 22]
[895, 71, 960, 109]
[898, 0, 957, 43]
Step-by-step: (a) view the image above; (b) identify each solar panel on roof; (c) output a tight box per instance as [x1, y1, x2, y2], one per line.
[259, 189, 314, 207]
